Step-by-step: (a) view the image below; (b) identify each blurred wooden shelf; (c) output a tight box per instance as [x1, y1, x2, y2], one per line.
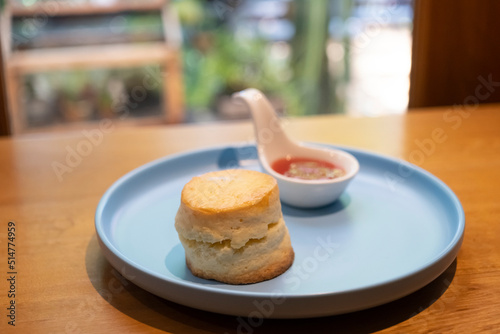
[10, 0, 165, 17]
[9, 43, 177, 73]
[1, 0, 184, 135]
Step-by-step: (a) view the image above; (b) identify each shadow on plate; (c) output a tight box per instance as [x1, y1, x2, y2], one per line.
[164, 243, 220, 285]
[217, 146, 259, 169]
[86, 235, 458, 334]
[281, 193, 351, 217]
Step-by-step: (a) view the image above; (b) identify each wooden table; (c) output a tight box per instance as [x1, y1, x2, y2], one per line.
[1, 104, 499, 333]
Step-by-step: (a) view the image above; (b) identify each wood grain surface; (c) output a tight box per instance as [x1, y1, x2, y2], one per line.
[1, 104, 499, 333]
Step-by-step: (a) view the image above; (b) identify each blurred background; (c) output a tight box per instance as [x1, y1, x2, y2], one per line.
[0, 0, 413, 134]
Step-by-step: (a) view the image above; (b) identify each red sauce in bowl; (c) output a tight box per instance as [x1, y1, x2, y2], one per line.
[271, 157, 345, 180]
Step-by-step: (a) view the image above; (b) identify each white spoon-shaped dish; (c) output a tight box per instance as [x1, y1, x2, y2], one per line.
[232, 88, 359, 208]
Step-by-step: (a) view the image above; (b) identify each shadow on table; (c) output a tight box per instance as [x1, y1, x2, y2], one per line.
[86, 235, 457, 334]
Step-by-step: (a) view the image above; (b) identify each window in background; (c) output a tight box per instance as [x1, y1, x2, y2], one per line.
[179, 0, 413, 121]
[1, 0, 413, 134]
[344, 0, 413, 117]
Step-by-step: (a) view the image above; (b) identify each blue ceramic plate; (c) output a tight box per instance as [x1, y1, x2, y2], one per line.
[95, 144, 464, 318]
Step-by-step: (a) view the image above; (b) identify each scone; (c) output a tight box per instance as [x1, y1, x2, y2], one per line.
[175, 169, 294, 284]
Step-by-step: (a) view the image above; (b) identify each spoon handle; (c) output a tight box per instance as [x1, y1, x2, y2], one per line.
[232, 88, 294, 150]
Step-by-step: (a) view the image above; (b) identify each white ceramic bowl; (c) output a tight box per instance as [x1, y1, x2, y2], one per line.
[258, 142, 359, 208]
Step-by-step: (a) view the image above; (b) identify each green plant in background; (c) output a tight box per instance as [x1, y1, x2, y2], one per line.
[183, 30, 303, 110]
[292, 0, 335, 115]
[175, 0, 349, 117]
[176, 0, 309, 116]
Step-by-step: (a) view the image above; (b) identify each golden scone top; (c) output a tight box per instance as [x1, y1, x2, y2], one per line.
[181, 169, 278, 213]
